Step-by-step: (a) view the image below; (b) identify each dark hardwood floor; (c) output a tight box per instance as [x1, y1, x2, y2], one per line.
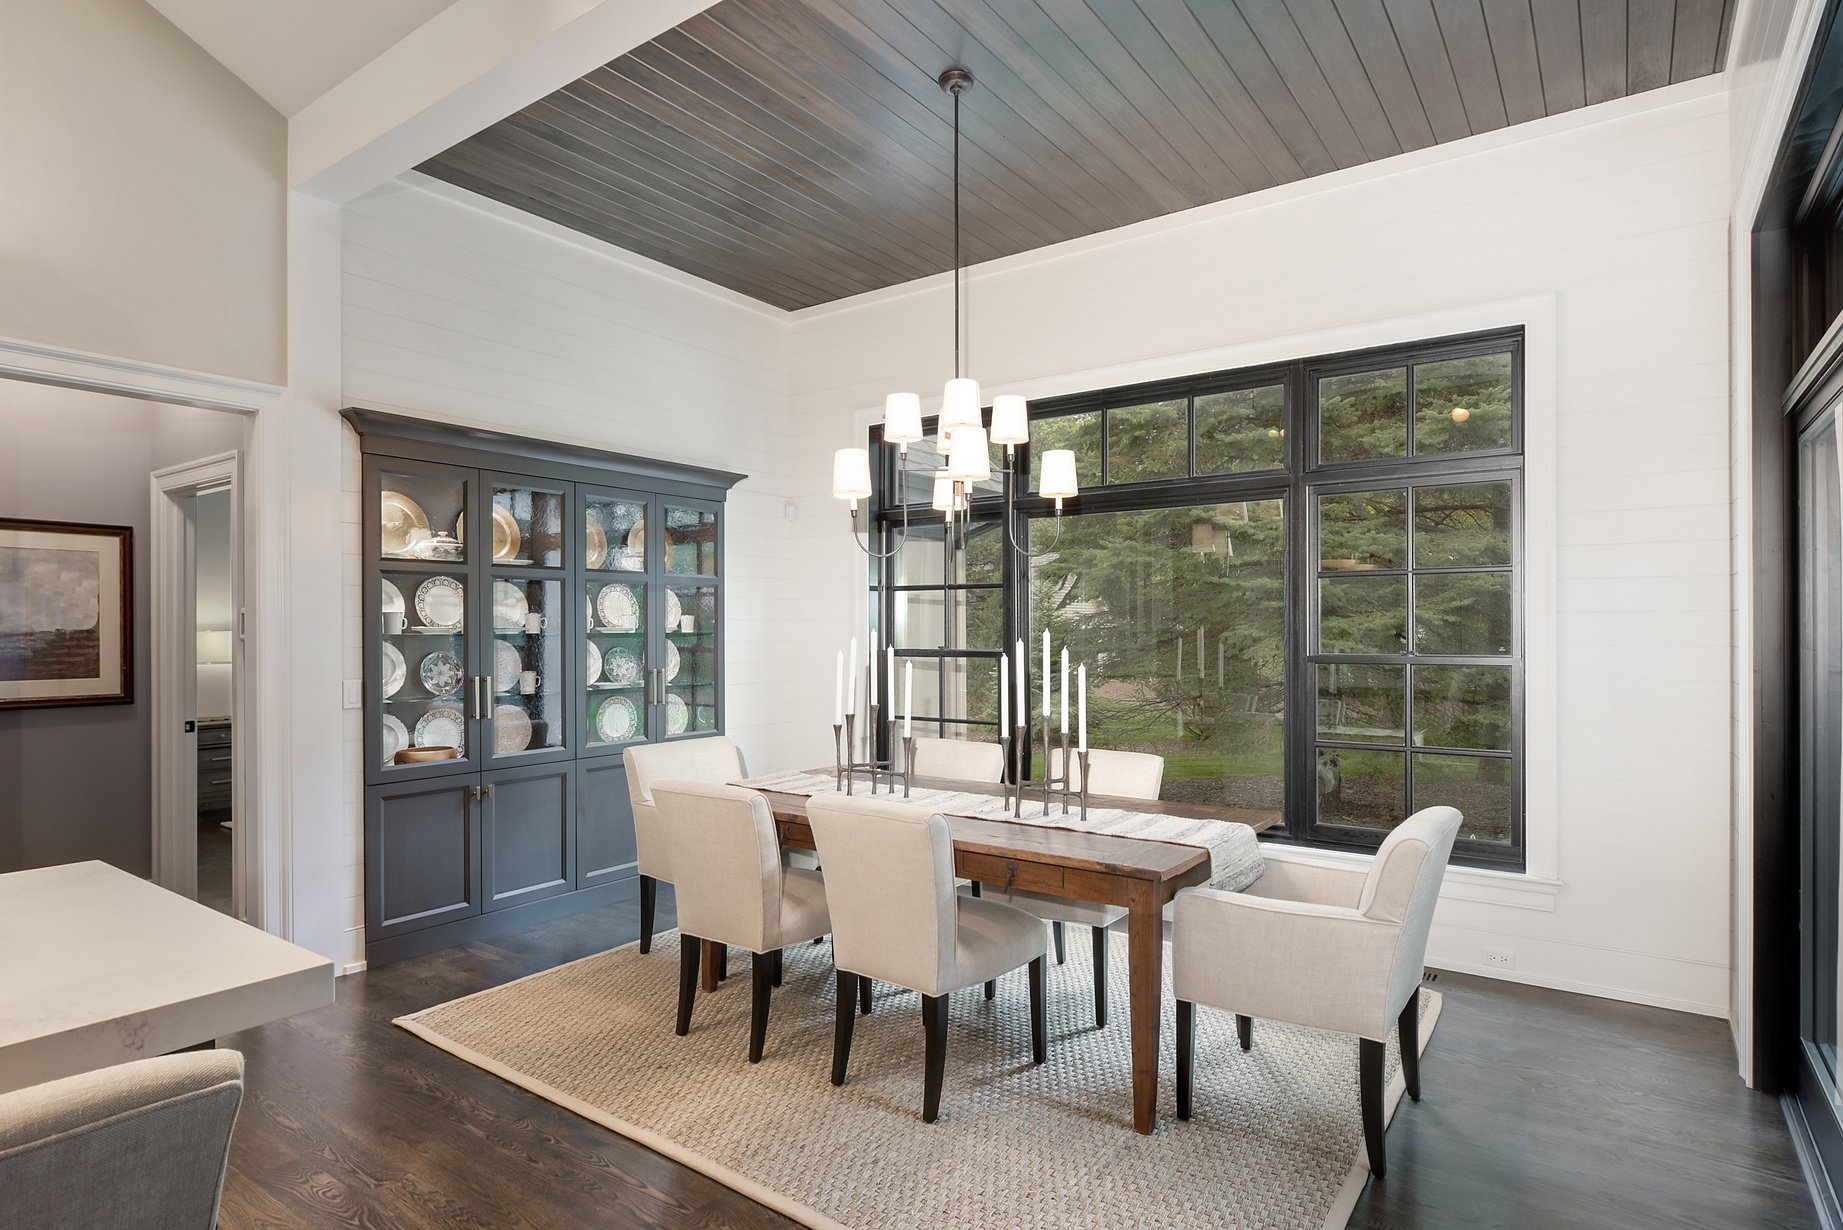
[218, 896, 1815, 1229]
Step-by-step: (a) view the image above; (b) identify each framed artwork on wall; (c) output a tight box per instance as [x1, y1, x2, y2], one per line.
[0, 518, 132, 709]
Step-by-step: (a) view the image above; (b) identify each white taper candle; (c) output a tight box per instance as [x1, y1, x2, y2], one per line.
[904, 660, 913, 737]
[1042, 630, 1051, 717]
[834, 650, 844, 725]
[1078, 664, 1088, 753]
[887, 646, 895, 723]
[1015, 639, 1026, 730]
[1000, 652, 1009, 731]
[847, 637, 858, 714]
[1060, 647, 1069, 733]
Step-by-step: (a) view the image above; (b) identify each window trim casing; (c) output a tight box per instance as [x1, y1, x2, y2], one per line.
[850, 294, 1559, 894]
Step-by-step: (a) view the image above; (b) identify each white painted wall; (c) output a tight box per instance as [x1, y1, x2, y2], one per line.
[0, 0, 286, 384]
[336, 175, 793, 969]
[787, 79, 1736, 1016]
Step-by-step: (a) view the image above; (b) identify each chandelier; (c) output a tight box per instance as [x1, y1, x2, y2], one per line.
[831, 67, 1079, 559]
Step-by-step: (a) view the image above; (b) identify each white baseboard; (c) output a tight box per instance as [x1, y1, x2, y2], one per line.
[1433, 958, 1727, 1018]
[337, 960, 367, 977]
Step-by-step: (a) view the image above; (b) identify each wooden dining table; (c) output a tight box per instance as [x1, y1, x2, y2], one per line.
[729, 770, 1277, 1135]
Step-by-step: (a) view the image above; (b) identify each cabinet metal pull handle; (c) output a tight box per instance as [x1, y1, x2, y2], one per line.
[484, 783, 494, 799]
[473, 676, 486, 720]
[207, 755, 231, 763]
[470, 785, 481, 801]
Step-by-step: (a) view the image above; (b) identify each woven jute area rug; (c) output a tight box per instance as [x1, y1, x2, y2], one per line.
[397, 929, 1440, 1230]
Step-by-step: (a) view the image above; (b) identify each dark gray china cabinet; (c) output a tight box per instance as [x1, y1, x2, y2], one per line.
[345, 410, 741, 966]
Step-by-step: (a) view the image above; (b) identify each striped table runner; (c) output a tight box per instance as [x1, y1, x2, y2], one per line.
[737, 769, 1264, 893]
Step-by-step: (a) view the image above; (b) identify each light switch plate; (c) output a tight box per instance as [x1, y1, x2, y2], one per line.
[343, 679, 362, 709]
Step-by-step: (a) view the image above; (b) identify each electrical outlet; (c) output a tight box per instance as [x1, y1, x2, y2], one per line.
[343, 680, 362, 710]
[1484, 949, 1515, 969]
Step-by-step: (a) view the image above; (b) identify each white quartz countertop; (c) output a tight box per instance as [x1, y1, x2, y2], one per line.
[0, 861, 334, 1094]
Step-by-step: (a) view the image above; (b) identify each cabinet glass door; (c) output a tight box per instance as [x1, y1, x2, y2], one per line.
[482, 477, 571, 767]
[585, 490, 651, 751]
[373, 461, 477, 778]
[661, 498, 721, 739]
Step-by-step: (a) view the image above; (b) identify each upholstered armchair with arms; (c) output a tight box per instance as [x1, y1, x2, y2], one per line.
[1171, 806, 1461, 1179]
[623, 736, 745, 953]
[0, 1050, 246, 1230]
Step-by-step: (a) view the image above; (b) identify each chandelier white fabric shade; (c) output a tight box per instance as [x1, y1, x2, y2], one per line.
[990, 394, 1030, 445]
[940, 378, 982, 444]
[1039, 449, 1079, 502]
[946, 424, 992, 481]
[832, 448, 874, 502]
[931, 470, 967, 513]
[883, 393, 924, 444]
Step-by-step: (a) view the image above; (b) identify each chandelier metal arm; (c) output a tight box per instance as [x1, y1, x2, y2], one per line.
[848, 448, 913, 560]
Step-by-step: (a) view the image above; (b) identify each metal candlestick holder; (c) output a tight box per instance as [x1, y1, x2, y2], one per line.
[836, 705, 912, 796]
[1003, 724, 1089, 821]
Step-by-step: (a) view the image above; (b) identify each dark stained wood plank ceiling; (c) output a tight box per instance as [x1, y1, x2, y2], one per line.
[419, 0, 1737, 311]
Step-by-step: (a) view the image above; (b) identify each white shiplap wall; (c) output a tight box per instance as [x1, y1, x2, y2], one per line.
[787, 78, 1735, 1015]
[337, 176, 795, 969]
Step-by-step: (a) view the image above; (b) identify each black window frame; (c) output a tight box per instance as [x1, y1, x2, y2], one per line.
[872, 326, 1526, 870]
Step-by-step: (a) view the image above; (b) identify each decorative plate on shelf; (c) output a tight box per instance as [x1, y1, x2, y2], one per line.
[380, 490, 429, 557]
[381, 642, 407, 698]
[414, 576, 465, 630]
[414, 704, 465, 752]
[664, 639, 681, 683]
[420, 650, 464, 698]
[596, 583, 640, 631]
[602, 646, 641, 687]
[381, 714, 409, 767]
[585, 518, 608, 569]
[586, 640, 603, 685]
[493, 704, 533, 754]
[665, 693, 690, 735]
[493, 580, 528, 631]
[663, 588, 683, 629]
[381, 578, 405, 616]
[494, 640, 521, 694]
[594, 695, 639, 742]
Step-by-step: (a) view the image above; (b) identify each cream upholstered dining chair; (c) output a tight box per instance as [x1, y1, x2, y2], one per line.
[653, 782, 832, 1062]
[977, 748, 1165, 1026]
[807, 794, 1048, 1123]
[624, 736, 745, 954]
[1171, 806, 1461, 1179]
[907, 736, 1005, 783]
[0, 1050, 245, 1229]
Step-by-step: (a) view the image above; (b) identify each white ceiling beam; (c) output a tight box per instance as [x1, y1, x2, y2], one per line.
[288, 0, 718, 203]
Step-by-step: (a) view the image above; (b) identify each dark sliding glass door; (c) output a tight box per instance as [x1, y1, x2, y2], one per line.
[1797, 402, 1843, 1176]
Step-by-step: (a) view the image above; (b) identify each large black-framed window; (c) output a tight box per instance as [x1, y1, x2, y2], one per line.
[873, 327, 1525, 869]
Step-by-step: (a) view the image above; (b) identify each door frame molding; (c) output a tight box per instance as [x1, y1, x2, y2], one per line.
[150, 451, 240, 909]
[0, 335, 285, 934]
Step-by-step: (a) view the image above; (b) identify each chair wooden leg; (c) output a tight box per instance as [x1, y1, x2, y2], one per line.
[1052, 920, 1066, 964]
[675, 936, 700, 1036]
[831, 971, 857, 1086]
[748, 951, 774, 1063]
[1175, 999, 1194, 1120]
[1360, 1037, 1387, 1178]
[1399, 994, 1421, 1102]
[985, 977, 995, 1001]
[1028, 956, 1046, 1064]
[859, 974, 873, 1015]
[1091, 926, 1109, 1028]
[1237, 1014, 1253, 1051]
[969, 881, 982, 897]
[772, 948, 784, 988]
[921, 993, 948, 1123]
[717, 945, 729, 982]
[639, 875, 656, 954]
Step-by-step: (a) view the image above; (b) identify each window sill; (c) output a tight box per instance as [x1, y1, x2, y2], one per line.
[1258, 841, 1562, 913]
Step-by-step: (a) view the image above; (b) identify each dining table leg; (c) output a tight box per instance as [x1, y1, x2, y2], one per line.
[1125, 879, 1162, 1135]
